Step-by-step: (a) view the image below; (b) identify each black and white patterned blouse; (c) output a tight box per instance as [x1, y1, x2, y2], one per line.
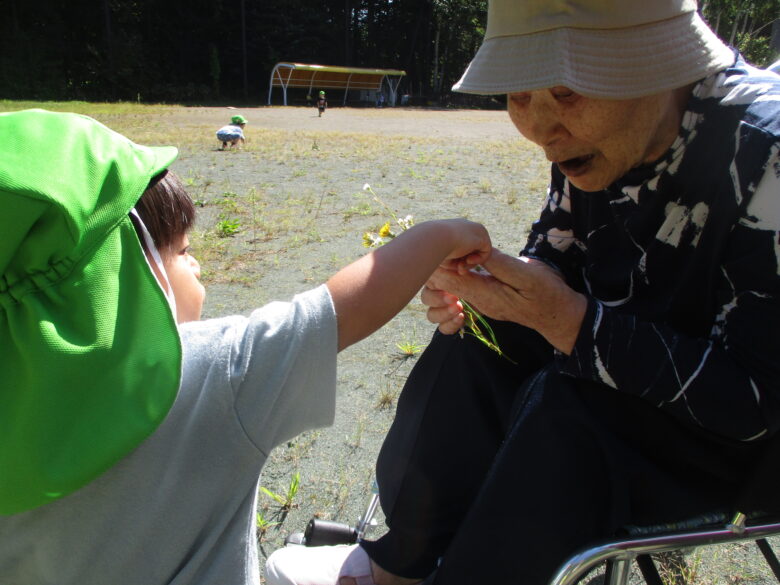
[523, 55, 780, 442]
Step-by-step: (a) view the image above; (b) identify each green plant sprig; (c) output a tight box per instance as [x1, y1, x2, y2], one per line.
[215, 216, 241, 238]
[395, 340, 425, 358]
[459, 299, 516, 364]
[260, 471, 300, 512]
[255, 510, 280, 539]
[363, 183, 401, 225]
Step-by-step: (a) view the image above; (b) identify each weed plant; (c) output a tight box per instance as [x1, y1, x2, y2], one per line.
[260, 472, 300, 514]
[215, 217, 241, 237]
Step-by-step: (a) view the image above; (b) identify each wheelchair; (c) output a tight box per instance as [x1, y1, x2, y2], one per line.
[290, 433, 780, 585]
[550, 428, 780, 585]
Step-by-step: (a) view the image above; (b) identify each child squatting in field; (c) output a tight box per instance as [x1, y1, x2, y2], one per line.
[216, 113, 247, 149]
[0, 109, 491, 585]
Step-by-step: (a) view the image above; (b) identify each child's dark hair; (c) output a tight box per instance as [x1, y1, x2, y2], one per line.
[133, 170, 196, 252]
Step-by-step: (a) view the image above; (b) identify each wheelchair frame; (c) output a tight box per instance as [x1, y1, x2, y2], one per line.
[549, 512, 780, 585]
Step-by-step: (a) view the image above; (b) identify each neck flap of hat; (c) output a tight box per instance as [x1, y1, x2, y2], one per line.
[0, 109, 182, 515]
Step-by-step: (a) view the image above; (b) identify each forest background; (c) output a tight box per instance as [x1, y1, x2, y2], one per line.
[2, 0, 779, 106]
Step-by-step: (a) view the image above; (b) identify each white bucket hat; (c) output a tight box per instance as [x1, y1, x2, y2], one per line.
[452, 0, 735, 99]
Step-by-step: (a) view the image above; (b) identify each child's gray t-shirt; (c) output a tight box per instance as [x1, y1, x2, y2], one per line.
[0, 284, 338, 585]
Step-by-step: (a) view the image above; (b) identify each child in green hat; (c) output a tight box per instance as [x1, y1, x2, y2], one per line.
[216, 114, 247, 150]
[0, 109, 491, 585]
[317, 91, 327, 117]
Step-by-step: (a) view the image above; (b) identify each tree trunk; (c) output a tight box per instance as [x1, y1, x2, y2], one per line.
[351, 5, 359, 66]
[728, 11, 740, 45]
[440, 37, 450, 97]
[404, 1, 425, 73]
[241, 0, 248, 99]
[103, 0, 113, 80]
[365, 0, 374, 66]
[740, 12, 750, 37]
[344, 0, 352, 64]
[433, 22, 441, 94]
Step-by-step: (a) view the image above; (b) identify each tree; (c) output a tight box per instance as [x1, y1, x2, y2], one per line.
[701, 0, 779, 67]
[431, 0, 487, 97]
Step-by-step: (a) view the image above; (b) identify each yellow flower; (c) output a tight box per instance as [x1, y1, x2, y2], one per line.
[378, 222, 392, 238]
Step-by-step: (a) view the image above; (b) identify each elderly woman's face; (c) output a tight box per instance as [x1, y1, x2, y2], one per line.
[507, 87, 685, 192]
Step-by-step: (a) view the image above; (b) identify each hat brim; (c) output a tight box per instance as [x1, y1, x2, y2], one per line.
[453, 11, 735, 99]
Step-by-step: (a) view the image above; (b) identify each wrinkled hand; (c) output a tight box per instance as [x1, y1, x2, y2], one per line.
[423, 248, 587, 354]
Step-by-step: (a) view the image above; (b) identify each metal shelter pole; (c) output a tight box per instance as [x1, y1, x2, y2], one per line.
[282, 66, 295, 106]
[269, 65, 292, 106]
[310, 72, 318, 104]
[343, 73, 354, 105]
[385, 76, 403, 107]
[268, 64, 291, 105]
[267, 66, 277, 105]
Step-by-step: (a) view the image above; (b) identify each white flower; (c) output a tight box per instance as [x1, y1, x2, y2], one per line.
[398, 215, 415, 230]
[363, 183, 371, 192]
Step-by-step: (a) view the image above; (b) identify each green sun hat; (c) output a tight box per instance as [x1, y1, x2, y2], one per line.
[0, 109, 182, 515]
[231, 114, 247, 125]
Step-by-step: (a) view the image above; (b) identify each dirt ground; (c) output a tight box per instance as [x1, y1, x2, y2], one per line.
[169, 102, 521, 139]
[130, 104, 779, 584]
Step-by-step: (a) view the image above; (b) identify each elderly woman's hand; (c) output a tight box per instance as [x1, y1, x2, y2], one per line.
[424, 248, 587, 354]
[420, 287, 466, 335]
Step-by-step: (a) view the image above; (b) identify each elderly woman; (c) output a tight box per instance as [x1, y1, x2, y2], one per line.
[266, 1, 780, 584]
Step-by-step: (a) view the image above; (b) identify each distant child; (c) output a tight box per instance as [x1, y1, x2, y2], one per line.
[317, 90, 327, 117]
[216, 114, 247, 149]
[0, 109, 491, 585]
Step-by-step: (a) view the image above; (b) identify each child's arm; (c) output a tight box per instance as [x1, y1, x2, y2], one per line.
[327, 219, 490, 351]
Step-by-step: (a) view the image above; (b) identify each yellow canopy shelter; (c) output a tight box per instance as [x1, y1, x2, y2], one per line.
[267, 62, 407, 106]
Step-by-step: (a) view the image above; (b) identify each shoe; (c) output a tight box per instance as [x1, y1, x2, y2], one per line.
[265, 543, 376, 585]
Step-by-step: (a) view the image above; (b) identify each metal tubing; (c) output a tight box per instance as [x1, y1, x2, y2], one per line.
[549, 521, 780, 585]
[756, 538, 780, 581]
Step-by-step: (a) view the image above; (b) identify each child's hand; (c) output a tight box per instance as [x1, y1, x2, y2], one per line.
[439, 218, 491, 270]
[327, 218, 488, 351]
